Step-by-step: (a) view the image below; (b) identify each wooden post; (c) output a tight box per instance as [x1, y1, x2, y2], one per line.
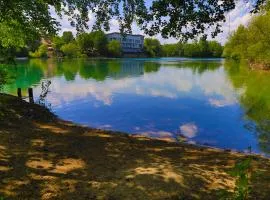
[28, 88, 34, 103]
[17, 88, 22, 98]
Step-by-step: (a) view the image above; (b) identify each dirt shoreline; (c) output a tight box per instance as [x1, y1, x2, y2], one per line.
[1, 93, 270, 199]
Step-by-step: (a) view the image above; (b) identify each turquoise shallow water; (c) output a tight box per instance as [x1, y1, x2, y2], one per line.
[2, 58, 270, 156]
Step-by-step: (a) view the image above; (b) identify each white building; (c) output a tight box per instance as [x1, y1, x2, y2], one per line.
[106, 32, 144, 53]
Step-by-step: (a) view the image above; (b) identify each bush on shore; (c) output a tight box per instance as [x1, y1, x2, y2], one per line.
[29, 44, 48, 58]
[60, 43, 81, 58]
[223, 4, 270, 69]
[161, 37, 223, 58]
[107, 40, 121, 57]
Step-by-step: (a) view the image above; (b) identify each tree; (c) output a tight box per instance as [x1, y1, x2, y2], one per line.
[183, 43, 200, 57]
[62, 31, 74, 44]
[223, 25, 248, 60]
[0, 68, 8, 90]
[223, 4, 270, 68]
[77, 33, 94, 56]
[161, 44, 180, 57]
[0, 0, 266, 59]
[208, 41, 223, 57]
[0, 1, 58, 55]
[160, 38, 223, 58]
[77, 31, 108, 56]
[144, 38, 161, 57]
[29, 44, 48, 58]
[60, 43, 80, 58]
[90, 31, 108, 56]
[107, 40, 121, 57]
[52, 36, 65, 56]
[198, 36, 210, 57]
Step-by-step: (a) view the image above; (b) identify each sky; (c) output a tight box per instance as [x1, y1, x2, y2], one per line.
[52, 1, 253, 45]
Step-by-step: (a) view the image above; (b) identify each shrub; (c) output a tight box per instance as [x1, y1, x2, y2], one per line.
[29, 44, 48, 58]
[144, 38, 162, 57]
[223, 6, 270, 67]
[60, 43, 80, 58]
[107, 40, 121, 57]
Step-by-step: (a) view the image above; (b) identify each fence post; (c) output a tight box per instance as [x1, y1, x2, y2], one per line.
[17, 88, 22, 98]
[28, 88, 34, 103]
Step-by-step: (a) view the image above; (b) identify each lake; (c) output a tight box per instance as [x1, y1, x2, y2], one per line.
[2, 58, 270, 156]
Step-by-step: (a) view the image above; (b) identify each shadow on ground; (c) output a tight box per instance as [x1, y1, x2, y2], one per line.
[0, 94, 270, 200]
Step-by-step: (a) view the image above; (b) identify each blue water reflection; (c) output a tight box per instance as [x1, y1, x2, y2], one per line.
[2, 58, 268, 155]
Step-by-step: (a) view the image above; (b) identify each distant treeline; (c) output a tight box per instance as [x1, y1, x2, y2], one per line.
[147, 36, 223, 58]
[30, 33, 224, 59]
[30, 31, 121, 58]
[223, 2, 270, 69]
[1, 31, 223, 59]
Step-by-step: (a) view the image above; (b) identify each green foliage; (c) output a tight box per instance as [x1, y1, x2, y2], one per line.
[77, 31, 108, 56]
[223, 25, 248, 60]
[62, 31, 74, 44]
[161, 38, 223, 58]
[90, 31, 108, 56]
[144, 38, 162, 57]
[224, 60, 270, 153]
[218, 158, 252, 200]
[52, 32, 74, 57]
[29, 44, 48, 58]
[230, 158, 252, 200]
[208, 41, 224, 57]
[0, 66, 15, 91]
[141, 1, 264, 40]
[0, 1, 58, 60]
[0, 0, 266, 63]
[0, 46, 16, 62]
[107, 40, 121, 57]
[52, 36, 65, 52]
[0, 21, 29, 49]
[223, 8, 270, 68]
[0, 68, 8, 90]
[77, 33, 94, 56]
[161, 44, 181, 57]
[60, 43, 80, 58]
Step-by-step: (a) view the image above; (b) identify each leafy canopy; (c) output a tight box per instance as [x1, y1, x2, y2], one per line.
[107, 40, 122, 57]
[223, 3, 270, 68]
[144, 38, 162, 57]
[0, 0, 267, 50]
[60, 43, 80, 58]
[62, 31, 74, 44]
[161, 38, 223, 58]
[77, 31, 108, 56]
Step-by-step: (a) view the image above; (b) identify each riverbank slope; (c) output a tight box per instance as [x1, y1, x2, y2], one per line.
[0, 93, 270, 199]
